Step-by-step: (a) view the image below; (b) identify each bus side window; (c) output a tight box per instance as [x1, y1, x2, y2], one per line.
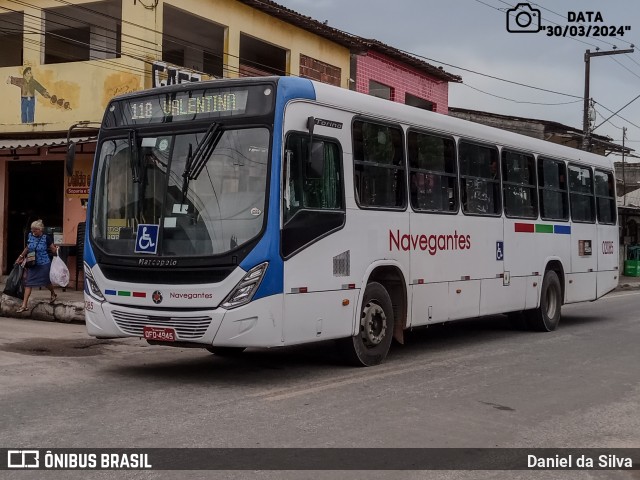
[568, 164, 595, 223]
[502, 149, 537, 219]
[407, 130, 457, 213]
[595, 169, 616, 225]
[538, 157, 569, 221]
[283, 133, 343, 224]
[282, 132, 345, 258]
[459, 140, 500, 216]
[353, 119, 405, 209]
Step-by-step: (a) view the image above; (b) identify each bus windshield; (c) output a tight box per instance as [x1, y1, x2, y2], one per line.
[91, 127, 270, 257]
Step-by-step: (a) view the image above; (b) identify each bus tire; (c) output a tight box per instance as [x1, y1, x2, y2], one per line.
[526, 270, 562, 332]
[338, 282, 394, 367]
[206, 346, 246, 356]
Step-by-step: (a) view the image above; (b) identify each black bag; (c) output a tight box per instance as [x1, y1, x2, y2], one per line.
[3, 264, 24, 300]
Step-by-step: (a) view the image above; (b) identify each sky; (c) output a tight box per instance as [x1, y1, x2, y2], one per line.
[273, 0, 640, 158]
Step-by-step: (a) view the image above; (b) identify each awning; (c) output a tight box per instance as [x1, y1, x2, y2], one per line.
[0, 135, 96, 151]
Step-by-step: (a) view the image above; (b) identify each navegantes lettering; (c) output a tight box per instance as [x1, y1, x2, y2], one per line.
[389, 229, 471, 255]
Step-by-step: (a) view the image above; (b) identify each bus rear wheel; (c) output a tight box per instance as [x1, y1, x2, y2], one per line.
[526, 270, 562, 332]
[206, 346, 246, 356]
[338, 282, 394, 367]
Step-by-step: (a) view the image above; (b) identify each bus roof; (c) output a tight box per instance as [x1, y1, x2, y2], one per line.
[309, 79, 613, 170]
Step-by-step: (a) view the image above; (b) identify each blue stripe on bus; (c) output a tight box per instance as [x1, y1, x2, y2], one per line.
[104, 290, 117, 296]
[242, 77, 316, 301]
[553, 225, 571, 235]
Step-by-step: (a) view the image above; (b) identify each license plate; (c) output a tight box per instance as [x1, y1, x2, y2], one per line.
[143, 326, 176, 342]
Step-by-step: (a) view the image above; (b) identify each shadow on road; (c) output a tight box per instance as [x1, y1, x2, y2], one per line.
[95, 311, 611, 385]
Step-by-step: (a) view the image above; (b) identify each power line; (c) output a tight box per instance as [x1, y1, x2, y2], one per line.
[396, 47, 582, 99]
[461, 83, 582, 105]
[593, 94, 640, 131]
[609, 56, 640, 81]
[593, 106, 622, 129]
[593, 101, 640, 132]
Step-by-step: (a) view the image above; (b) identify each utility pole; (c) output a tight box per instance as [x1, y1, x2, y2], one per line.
[622, 126, 627, 205]
[582, 47, 634, 151]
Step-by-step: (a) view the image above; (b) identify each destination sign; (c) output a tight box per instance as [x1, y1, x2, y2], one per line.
[129, 91, 248, 121]
[105, 84, 273, 127]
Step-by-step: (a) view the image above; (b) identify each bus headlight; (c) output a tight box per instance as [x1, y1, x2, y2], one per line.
[221, 262, 268, 309]
[84, 262, 106, 302]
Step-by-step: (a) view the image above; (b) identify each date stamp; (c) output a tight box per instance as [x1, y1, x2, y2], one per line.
[505, 3, 632, 38]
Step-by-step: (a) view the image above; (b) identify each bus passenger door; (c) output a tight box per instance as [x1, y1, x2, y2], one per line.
[281, 104, 357, 345]
[566, 165, 597, 302]
[595, 170, 618, 297]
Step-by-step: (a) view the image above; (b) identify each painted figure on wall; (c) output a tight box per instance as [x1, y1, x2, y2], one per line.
[6, 67, 51, 123]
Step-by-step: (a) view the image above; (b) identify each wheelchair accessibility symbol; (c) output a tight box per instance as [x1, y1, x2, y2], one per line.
[496, 241, 504, 261]
[135, 224, 159, 254]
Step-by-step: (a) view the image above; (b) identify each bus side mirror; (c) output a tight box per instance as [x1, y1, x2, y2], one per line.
[66, 142, 76, 176]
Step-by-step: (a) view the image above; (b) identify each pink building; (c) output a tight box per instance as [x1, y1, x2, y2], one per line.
[352, 40, 460, 114]
[236, 1, 461, 112]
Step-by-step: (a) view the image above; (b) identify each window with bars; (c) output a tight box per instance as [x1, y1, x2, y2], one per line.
[568, 164, 595, 223]
[353, 120, 406, 209]
[538, 157, 569, 221]
[407, 130, 457, 213]
[502, 149, 537, 219]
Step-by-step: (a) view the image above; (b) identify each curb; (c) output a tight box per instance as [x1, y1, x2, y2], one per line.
[615, 283, 640, 291]
[0, 294, 85, 323]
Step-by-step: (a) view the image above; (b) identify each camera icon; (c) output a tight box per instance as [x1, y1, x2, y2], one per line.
[506, 3, 541, 32]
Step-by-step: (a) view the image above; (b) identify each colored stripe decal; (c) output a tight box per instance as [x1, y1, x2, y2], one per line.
[515, 223, 535, 233]
[554, 225, 571, 234]
[104, 290, 146, 297]
[514, 223, 571, 235]
[535, 224, 554, 234]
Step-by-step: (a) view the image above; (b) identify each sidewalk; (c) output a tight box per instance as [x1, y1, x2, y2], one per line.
[1, 274, 639, 324]
[0, 278, 85, 323]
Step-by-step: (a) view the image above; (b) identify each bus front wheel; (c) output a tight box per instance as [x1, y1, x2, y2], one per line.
[338, 282, 394, 367]
[526, 270, 562, 332]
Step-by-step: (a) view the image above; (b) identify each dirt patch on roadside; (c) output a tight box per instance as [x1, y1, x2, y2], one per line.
[0, 338, 115, 357]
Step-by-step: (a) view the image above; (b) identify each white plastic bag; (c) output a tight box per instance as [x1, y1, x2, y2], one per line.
[50, 254, 70, 287]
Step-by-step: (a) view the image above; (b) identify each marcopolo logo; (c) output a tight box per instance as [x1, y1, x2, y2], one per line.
[506, 3, 541, 33]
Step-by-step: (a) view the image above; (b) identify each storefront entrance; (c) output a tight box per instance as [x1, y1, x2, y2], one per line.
[6, 160, 64, 273]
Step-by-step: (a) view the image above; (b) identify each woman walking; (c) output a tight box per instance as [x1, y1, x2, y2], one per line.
[15, 219, 57, 312]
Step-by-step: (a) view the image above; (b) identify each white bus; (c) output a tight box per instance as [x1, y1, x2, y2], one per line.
[81, 76, 619, 366]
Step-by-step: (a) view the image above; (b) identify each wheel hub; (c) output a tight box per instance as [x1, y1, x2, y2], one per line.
[360, 301, 387, 347]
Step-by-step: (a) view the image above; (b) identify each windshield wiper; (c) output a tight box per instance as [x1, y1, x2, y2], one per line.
[181, 123, 223, 202]
[129, 129, 141, 183]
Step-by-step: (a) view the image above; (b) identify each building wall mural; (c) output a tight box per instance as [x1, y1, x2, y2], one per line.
[0, 62, 143, 132]
[4, 65, 82, 125]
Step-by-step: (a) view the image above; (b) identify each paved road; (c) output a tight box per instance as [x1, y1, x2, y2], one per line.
[1, 290, 639, 480]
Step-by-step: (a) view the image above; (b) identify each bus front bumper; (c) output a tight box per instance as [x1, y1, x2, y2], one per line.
[85, 293, 284, 348]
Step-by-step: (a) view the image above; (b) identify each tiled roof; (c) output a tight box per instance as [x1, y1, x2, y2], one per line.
[235, 0, 461, 82]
